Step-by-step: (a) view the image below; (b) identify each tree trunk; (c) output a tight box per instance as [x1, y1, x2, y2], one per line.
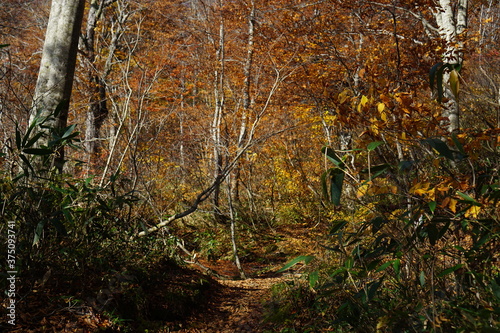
[31, 0, 85, 172]
[212, 5, 225, 222]
[83, 0, 122, 165]
[231, 1, 255, 204]
[83, 0, 109, 158]
[227, 176, 247, 279]
[434, 0, 468, 133]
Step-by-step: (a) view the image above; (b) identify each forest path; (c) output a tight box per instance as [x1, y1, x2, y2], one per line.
[171, 224, 321, 332]
[174, 262, 288, 333]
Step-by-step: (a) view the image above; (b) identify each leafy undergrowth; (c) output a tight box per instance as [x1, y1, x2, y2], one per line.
[260, 137, 500, 333]
[0, 219, 325, 333]
[1, 257, 219, 332]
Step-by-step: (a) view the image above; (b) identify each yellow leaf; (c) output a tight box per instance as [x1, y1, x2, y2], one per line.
[377, 102, 385, 112]
[358, 95, 369, 112]
[450, 69, 460, 99]
[370, 119, 379, 135]
[381, 111, 387, 122]
[357, 184, 369, 198]
[465, 205, 481, 218]
[338, 89, 351, 104]
[376, 316, 389, 332]
[361, 95, 369, 105]
[410, 182, 430, 195]
[378, 102, 388, 122]
[428, 187, 436, 200]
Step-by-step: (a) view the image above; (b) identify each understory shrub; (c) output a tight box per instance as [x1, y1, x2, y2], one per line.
[267, 133, 500, 332]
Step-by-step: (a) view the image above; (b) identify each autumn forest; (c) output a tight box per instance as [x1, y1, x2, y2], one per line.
[1, 0, 499, 331]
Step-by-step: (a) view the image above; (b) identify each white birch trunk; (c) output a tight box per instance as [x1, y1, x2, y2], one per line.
[212, 7, 225, 219]
[231, 1, 255, 202]
[433, 0, 468, 133]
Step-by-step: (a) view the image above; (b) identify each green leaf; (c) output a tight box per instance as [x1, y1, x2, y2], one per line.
[370, 216, 386, 234]
[53, 100, 69, 118]
[61, 124, 77, 139]
[19, 154, 34, 173]
[436, 64, 445, 103]
[321, 170, 330, 201]
[321, 146, 344, 168]
[430, 63, 462, 103]
[367, 280, 381, 302]
[423, 138, 455, 160]
[376, 261, 393, 272]
[474, 233, 491, 249]
[362, 163, 390, 174]
[23, 148, 53, 155]
[429, 62, 443, 90]
[490, 279, 500, 301]
[24, 132, 45, 149]
[392, 259, 401, 280]
[277, 255, 315, 273]
[437, 221, 451, 241]
[330, 267, 347, 278]
[367, 141, 384, 151]
[457, 191, 481, 206]
[367, 259, 382, 271]
[398, 160, 415, 172]
[330, 220, 348, 235]
[309, 271, 319, 289]
[480, 328, 500, 333]
[451, 134, 467, 158]
[362, 164, 390, 181]
[427, 223, 439, 246]
[33, 220, 45, 246]
[438, 264, 464, 277]
[321, 147, 347, 206]
[429, 201, 437, 213]
[419, 271, 426, 287]
[15, 125, 22, 149]
[66, 181, 79, 193]
[23, 118, 42, 146]
[344, 256, 354, 269]
[322, 168, 344, 206]
[51, 217, 68, 236]
[0, 44, 10, 48]
[329, 169, 344, 206]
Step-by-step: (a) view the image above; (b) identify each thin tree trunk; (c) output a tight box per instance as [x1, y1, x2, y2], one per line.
[231, 1, 255, 203]
[212, 6, 225, 222]
[83, 0, 121, 166]
[227, 175, 246, 279]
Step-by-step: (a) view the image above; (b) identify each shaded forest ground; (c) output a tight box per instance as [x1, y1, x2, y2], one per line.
[2, 223, 323, 332]
[174, 268, 287, 333]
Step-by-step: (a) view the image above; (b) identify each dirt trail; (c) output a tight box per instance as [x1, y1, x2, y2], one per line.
[176, 274, 286, 333]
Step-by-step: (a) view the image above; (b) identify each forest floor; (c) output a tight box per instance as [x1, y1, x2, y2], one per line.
[172, 262, 289, 333]
[164, 221, 324, 332]
[4, 264, 288, 333]
[3, 223, 322, 332]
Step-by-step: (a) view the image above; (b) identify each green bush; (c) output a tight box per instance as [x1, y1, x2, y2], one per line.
[269, 134, 500, 332]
